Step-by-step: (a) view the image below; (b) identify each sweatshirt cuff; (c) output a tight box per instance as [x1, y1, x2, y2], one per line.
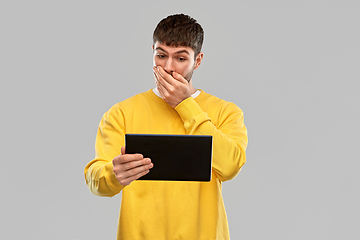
[175, 97, 203, 123]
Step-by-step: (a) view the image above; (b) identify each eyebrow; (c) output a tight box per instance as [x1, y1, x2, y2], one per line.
[156, 47, 190, 56]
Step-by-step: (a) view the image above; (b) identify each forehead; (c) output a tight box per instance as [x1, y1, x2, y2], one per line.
[154, 42, 195, 56]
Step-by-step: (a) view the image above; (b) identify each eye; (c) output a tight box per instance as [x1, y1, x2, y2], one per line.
[157, 54, 166, 59]
[178, 57, 186, 61]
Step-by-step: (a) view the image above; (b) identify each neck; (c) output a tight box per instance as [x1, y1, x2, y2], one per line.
[188, 79, 197, 95]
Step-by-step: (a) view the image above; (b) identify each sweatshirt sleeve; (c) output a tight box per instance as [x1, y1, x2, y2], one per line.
[84, 108, 125, 197]
[175, 97, 248, 182]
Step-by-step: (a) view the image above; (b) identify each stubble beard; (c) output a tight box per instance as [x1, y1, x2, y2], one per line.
[183, 64, 195, 83]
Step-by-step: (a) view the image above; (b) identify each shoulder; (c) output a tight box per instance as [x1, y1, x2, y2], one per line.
[105, 90, 152, 118]
[112, 90, 151, 109]
[197, 90, 243, 115]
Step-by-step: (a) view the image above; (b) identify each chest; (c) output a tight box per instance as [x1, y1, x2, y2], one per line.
[123, 104, 186, 134]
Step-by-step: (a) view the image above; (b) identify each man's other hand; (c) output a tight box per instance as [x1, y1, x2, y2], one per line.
[153, 66, 191, 108]
[112, 147, 153, 186]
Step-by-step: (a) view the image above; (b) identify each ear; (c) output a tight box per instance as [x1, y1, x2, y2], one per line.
[152, 45, 154, 51]
[194, 52, 204, 69]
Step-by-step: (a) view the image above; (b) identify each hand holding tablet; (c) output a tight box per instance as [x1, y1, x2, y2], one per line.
[112, 146, 154, 186]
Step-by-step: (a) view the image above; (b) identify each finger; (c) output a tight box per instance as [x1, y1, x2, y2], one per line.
[154, 70, 171, 99]
[153, 70, 165, 89]
[156, 77, 168, 98]
[155, 70, 176, 98]
[154, 66, 173, 89]
[157, 66, 189, 91]
[153, 67, 165, 86]
[122, 158, 152, 171]
[119, 162, 153, 180]
[119, 168, 151, 186]
[122, 153, 144, 163]
[172, 71, 188, 84]
[157, 66, 172, 82]
[113, 153, 143, 165]
[121, 146, 125, 155]
[157, 66, 186, 84]
[155, 66, 166, 79]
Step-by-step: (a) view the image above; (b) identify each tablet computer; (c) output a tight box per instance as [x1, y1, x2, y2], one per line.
[125, 134, 212, 182]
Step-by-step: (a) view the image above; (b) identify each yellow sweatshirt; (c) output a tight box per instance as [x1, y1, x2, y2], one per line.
[84, 89, 248, 240]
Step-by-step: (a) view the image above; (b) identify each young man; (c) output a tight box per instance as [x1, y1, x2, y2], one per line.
[84, 14, 248, 240]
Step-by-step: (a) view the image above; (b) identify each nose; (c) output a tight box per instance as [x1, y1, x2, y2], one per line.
[164, 58, 175, 75]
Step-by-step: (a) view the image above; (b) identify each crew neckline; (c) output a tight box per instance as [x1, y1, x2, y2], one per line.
[147, 88, 205, 106]
[152, 88, 201, 99]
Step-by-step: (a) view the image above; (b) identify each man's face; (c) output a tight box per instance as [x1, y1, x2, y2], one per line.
[152, 42, 201, 82]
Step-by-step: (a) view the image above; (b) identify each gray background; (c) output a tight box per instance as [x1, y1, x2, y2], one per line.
[1, 0, 359, 239]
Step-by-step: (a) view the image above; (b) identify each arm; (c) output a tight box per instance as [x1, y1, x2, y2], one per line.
[175, 97, 248, 182]
[84, 109, 153, 197]
[154, 66, 248, 182]
[84, 110, 124, 197]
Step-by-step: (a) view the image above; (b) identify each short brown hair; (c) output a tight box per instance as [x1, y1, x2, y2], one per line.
[153, 13, 204, 57]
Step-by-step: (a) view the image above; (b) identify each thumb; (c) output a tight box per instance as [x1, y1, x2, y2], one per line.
[121, 146, 126, 155]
